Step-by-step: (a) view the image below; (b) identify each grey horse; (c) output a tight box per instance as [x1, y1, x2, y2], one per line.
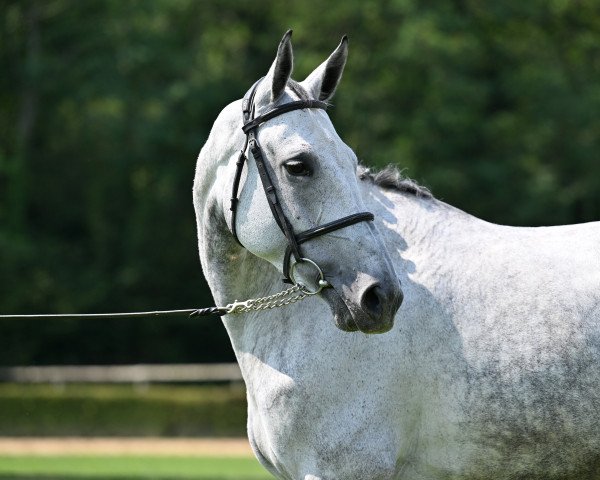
[194, 31, 600, 479]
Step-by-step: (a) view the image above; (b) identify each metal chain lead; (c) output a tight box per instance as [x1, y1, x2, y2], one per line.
[224, 284, 308, 314]
[187, 258, 330, 317]
[223, 258, 330, 315]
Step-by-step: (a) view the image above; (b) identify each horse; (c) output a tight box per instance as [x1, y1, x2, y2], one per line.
[193, 31, 600, 480]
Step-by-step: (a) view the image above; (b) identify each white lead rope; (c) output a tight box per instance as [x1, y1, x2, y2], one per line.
[0, 309, 200, 320]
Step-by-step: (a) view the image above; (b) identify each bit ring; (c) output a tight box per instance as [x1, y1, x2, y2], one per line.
[289, 257, 330, 295]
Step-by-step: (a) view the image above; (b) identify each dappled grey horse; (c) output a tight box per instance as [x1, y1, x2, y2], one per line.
[194, 31, 600, 480]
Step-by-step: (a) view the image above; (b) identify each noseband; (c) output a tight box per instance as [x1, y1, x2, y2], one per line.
[229, 79, 374, 289]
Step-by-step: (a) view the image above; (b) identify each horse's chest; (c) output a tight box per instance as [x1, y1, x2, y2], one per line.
[246, 373, 406, 480]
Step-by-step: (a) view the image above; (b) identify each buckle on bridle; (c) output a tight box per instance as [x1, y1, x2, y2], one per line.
[289, 257, 330, 295]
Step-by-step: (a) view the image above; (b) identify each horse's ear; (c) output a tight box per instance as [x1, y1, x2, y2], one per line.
[264, 30, 294, 103]
[301, 36, 348, 102]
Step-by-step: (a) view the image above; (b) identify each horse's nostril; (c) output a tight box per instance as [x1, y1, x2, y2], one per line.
[361, 284, 384, 317]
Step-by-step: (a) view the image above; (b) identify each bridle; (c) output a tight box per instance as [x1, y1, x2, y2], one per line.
[229, 78, 374, 292]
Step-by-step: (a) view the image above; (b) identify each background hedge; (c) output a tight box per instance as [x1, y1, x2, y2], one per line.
[0, 384, 247, 437]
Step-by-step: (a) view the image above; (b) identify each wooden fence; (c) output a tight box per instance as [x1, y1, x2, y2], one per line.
[0, 363, 243, 384]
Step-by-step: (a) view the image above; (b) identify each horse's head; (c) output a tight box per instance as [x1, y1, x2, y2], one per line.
[226, 31, 402, 333]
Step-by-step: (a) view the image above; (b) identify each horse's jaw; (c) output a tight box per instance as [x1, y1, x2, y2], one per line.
[321, 283, 401, 334]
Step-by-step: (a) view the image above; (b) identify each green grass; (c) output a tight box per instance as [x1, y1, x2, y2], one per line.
[0, 455, 273, 480]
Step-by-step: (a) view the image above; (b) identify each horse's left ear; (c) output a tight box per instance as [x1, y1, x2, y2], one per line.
[265, 30, 294, 103]
[301, 36, 348, 102]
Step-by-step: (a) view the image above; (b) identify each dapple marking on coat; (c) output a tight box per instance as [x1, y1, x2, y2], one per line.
[193, 31, 600, 480]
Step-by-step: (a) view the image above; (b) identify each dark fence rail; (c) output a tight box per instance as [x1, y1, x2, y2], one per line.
[0, 363, 243, 384]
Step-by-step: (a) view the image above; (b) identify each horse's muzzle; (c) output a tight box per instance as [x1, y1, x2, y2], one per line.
[322, 275, 403, 334]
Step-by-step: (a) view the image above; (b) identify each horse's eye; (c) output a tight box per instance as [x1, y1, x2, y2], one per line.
[284, 160, 311, 177]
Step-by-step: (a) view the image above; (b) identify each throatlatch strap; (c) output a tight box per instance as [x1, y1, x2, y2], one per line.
[230, 139, 249, 245]
[230, 78, 263, 245]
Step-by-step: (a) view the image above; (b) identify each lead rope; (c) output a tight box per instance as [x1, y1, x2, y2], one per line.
[0, 285, 312, 320]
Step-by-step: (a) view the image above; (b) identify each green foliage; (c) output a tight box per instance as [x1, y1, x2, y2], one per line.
[0, 0, 599, 365]
[0, 384, 247, 437]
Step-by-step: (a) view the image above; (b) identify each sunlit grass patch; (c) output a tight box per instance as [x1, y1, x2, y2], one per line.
[0, 455, 272, 479]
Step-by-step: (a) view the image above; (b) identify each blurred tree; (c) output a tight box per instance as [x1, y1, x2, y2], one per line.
[0, 0, 598, 365]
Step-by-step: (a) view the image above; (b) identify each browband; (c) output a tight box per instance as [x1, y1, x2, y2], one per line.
[242, 99, 329, 133]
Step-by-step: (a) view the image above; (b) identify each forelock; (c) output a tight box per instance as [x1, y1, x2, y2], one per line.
[287, 79, 312, 101]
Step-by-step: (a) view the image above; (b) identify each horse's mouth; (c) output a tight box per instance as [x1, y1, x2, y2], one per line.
[321, 285, 395, 334]
[321, 286, 359, 332]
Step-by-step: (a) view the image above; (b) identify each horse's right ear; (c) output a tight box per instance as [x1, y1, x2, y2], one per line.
[263, 30, 294, 103]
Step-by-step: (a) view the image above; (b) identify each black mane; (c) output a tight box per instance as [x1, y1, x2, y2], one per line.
[358, 165, 433, 199]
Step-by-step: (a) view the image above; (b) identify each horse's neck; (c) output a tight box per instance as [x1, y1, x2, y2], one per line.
[359, 181, 492, 318]
[197, 194, 280, 309]
[360, 181, 480, 257]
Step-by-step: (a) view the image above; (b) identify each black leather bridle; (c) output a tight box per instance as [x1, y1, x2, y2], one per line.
[230, 78, 374, 286]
